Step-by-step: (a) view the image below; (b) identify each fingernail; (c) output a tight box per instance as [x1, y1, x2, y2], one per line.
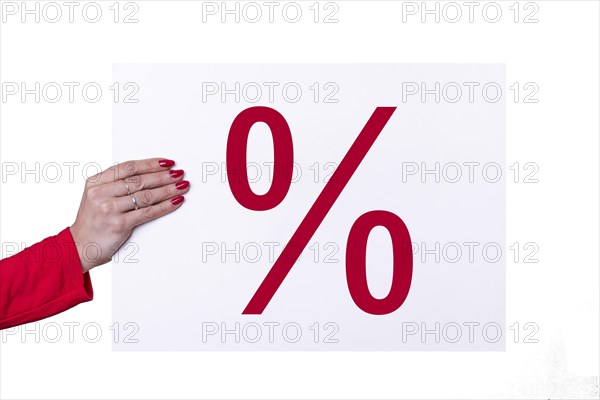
[170, 169, 184, 178]
[172, 195, 185, 205]
[176, 180, 190, 190]
[159, 159, 175, 167]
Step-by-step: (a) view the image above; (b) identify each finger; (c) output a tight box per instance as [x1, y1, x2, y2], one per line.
[104, 169, 185, 197]
[125, 195, 186, 228]
[86, 158, 176, 187]
[118, 180, 190, 211]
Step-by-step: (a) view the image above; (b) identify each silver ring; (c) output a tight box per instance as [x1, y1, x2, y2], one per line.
[130, 194, 139, 210]
[122, 180, 131, 195]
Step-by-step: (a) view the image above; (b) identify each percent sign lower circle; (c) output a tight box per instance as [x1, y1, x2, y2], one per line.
[226, 106, 413, 315]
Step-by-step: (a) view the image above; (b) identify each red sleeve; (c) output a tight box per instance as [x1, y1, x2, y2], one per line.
[0, 227, 93, 330]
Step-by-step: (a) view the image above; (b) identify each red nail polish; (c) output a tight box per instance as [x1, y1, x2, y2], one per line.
[159, 159, 175, 167]
[176, 180, 190, 190]
[170, 169, 184, 178]
[171, 195, 185, 205]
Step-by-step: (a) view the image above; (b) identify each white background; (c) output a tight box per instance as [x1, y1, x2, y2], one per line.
[0, 0, 598, 398]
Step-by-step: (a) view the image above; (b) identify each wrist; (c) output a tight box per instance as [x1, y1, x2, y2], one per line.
[69, 224, 94, 274]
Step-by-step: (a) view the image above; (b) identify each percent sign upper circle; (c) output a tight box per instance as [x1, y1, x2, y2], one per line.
[226, 106, 413, 315]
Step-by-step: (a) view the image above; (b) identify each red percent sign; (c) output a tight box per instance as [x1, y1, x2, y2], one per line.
[227, 106, 412, 315]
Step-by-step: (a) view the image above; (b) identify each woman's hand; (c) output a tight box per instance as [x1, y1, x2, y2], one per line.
[70, 158, 190, 273]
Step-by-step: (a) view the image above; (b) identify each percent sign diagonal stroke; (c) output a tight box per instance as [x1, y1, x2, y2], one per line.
[243, 107, 398, 314]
